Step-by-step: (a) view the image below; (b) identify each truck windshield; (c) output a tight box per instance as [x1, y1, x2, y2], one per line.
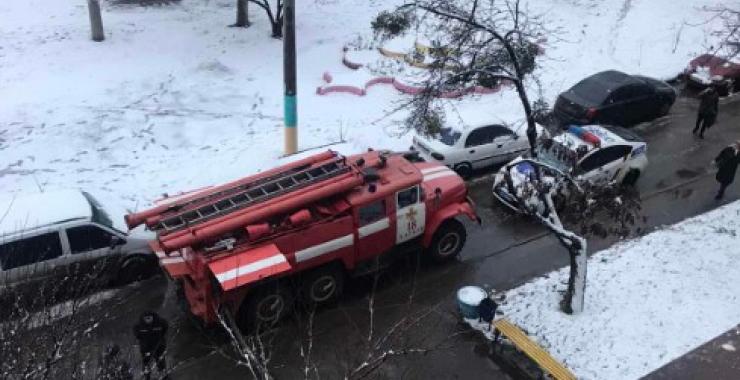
[436, 128, 462, 146]
[82, 191, 114, 230]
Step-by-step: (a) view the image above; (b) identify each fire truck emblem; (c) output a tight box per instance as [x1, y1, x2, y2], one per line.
[405, 207, 419, 233]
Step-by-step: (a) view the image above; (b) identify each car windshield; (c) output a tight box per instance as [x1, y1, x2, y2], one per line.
[82, 191, 114, 230]
[533, 138, 577, 173]
[435, 127, 462, 146]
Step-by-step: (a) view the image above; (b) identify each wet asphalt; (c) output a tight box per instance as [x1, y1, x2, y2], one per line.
[52, 93, 740, 380]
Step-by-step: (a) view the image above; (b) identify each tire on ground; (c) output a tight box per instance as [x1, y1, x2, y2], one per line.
[238, 282, 294, 331]
[428, 219, 467, 262]
[454, 163, 473, 179]
[658, 102, 671, 117]
[621, 169, 641, 187]
[116, 254, 157, 285]
[302, 263, 344, 305]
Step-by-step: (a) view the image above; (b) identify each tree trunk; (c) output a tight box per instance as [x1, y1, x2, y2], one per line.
[561, 240, 587, 314]
[234, 0, 250, 27]
[87, 0, 105, 42]
[501, 39, 537, 157]
[271, 18, 283, 38]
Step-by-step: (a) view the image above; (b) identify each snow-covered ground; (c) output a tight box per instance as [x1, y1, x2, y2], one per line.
[469, 199, 740, 380]
[0, 0, 723, 209]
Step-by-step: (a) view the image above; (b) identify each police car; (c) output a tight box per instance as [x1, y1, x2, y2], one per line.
[411, 123, 547, 178]
[492, 125, 648, 211]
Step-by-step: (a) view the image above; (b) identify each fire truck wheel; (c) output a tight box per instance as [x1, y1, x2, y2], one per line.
[429, 219, 466, 262]
[303, 265, 344, 304]
[240, 284, 294, 329]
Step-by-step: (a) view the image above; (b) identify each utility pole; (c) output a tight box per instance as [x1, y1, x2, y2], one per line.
[283, 0, 297, 155]
[87, 0, 105, 42]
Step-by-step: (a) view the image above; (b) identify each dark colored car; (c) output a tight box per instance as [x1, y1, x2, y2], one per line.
[554, 70, 677, 127]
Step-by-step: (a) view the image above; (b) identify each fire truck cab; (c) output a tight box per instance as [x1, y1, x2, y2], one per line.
[126, 150, 478, 328]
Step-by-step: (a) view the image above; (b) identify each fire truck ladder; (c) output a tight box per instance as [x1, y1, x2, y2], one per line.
[153, 158, 350, 233]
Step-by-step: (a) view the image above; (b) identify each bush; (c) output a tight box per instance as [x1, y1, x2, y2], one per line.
[371, 10, 412, 40]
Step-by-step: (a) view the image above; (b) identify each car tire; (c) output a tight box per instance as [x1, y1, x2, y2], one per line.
[302, 264, 344, 305]
[454, 163, 473, 179]
[658, 102, 671, 117]
[238, 282, 294, 331]
[116, 255, 157, 285]
[428, 219, 467, 262]
[621, 169, 641, 187]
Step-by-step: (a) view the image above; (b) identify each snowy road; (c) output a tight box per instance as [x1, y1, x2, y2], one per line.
[59, 94, 740, 380]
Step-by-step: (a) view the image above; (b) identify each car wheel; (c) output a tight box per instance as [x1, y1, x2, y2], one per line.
[428, 219, 467, 262]
[116, 255, 157, 285]
[302, 264, 344, 305]
[658, 102, 671, 117]
[454, 163, 473, 179]
[239, 282, 294, 331]
[621, 169, 641, 187]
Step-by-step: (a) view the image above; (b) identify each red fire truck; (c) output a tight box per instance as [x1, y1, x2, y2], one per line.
[126, 150, 478, 328]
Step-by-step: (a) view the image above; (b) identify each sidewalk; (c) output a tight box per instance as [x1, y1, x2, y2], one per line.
[644, 324, 740, 380]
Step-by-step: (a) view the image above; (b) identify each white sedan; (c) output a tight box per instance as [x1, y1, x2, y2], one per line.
[411, 123, 543, 178]
[492, 125, 648, 211]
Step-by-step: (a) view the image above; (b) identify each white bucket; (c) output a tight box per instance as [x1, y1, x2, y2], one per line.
[457, 286, 487, 319]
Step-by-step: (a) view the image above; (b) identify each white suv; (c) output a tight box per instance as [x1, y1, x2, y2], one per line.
[492, 125, 648, 210]
[0, 190, 156, 301]
[411, 123, 540, 178]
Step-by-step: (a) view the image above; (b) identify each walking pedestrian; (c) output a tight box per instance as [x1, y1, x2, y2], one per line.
[713, 141, 740, 200]
[693, 86, 720, 139]
[133, 311, 169, 380]
[97, 344, 133, 380]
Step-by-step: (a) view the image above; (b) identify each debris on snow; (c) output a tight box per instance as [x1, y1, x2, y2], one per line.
[720, 342, 736, 352]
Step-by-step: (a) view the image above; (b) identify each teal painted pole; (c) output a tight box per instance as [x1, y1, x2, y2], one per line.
[283, 0, 297, 154]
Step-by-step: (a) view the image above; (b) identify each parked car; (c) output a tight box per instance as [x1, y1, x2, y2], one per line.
[684, 53, 740, 96]
[554, 70, 677, 127]
[411, 123, 547, 178]
[492, 125, 648, 211]
[0, 190, 156, 303]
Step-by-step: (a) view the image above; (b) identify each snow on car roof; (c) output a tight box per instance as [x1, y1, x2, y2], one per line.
[0, 190, 91, 238]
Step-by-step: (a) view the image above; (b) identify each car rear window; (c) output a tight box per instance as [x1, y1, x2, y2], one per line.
[570, 78, 612, 104]
[604, 126, 642, 142]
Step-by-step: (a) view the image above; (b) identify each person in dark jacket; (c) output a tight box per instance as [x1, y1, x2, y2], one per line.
[133, 311, 169, 380]
[713, 141, 740, 199]
[693, 86, 720, 139]
[97, 344, 133, 380]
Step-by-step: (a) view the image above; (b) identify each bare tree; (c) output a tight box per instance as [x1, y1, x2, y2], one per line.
[0, 260, 134, 379]
[372, 0, 548, 156]
[213, 258, 469, 380]
[707, 5, 740, 59]
[249, 0, 284, 38]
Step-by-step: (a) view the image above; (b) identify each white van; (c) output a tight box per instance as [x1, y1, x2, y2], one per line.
[0, 190, 156, 298]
